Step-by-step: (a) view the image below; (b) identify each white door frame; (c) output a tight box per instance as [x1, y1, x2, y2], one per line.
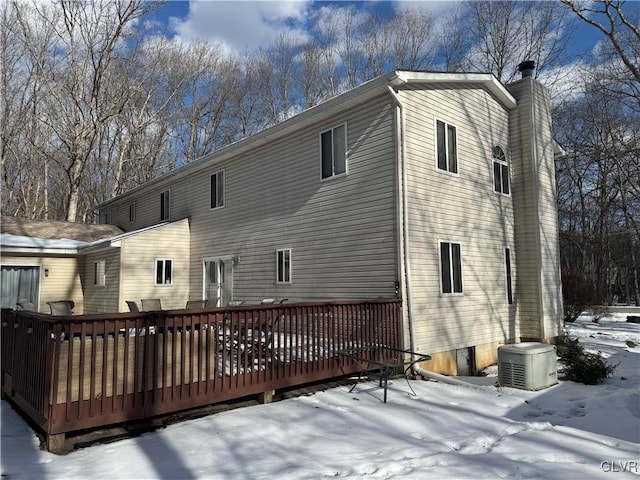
[202, 256, 234, 307]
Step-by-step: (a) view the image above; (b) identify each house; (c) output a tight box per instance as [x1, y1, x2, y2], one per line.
[0, 217, 123, 314]
[4, 68, 564, 375]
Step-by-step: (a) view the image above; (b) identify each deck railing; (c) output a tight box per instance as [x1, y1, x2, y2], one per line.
[1, 299, 402, 447]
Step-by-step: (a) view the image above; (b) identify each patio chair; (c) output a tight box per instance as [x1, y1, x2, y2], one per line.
[126, 300, 140, 312]
[261, 298, 276, 304]
[47, 301, 73, 315]
[17, 301, 37, 312]
[141, 298, 162, 311]
[186, 299, 208, 309]
[226, 300, 245, 306]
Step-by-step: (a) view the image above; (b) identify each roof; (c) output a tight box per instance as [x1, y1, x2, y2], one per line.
[0, 217, 123, 255]
[1, 217, 123, 242]
[97, 70, 518, 208]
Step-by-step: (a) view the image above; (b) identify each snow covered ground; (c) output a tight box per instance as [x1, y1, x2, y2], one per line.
[2, 311, 639, 479]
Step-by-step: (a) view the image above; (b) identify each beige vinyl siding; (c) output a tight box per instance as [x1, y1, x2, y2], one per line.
[82, 250, 120, 313]
[2, 255, 84, 314]
[508, 79, 563, 338]
[118, 219, 190, 311]
[185, 95, 398, 302]
[507, 79, 563, 339]
[399, 84, 517, 354]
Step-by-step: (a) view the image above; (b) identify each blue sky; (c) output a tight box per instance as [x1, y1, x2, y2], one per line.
[140, 1, 637, 61]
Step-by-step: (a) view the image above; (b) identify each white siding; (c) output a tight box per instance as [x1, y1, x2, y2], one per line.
[399, 84, 518, 354]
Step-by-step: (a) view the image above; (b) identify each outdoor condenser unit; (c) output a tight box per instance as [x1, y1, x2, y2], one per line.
[498, 343, 558, 391]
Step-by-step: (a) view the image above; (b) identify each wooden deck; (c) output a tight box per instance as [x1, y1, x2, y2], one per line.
[1, 299, 402, 452]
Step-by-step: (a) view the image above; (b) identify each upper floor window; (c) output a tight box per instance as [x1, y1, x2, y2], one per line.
[104, 212, 111, 224]
[493, 146, 510, 195]
[155, 259, 172, 285]
[436, 119, 458, 174]
[160, 190, 170, 221]
[129, 203, 136, 223]
[439, 241, 463, 295]
[321, 124, 347, 179]
[210, 170, 225, 209]
[93, 260, 106, 286]
[276, 249, 291, 283]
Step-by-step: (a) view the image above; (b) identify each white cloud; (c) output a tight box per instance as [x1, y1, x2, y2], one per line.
[170, 1, 312, 52]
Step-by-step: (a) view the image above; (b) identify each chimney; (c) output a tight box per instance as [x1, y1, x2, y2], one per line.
[518, 60, 535, 79]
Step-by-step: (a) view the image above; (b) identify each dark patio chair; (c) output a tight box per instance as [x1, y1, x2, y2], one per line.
[126, 301, 140, 312]
[141, 298, 162, 311]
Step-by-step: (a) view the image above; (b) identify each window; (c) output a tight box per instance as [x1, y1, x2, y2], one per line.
[160, 190, 170, 221]
[0, 265, 40, 309]
[276, 249, 291, 283]
[321, 124, 346, 179]
[155, 259, 172, 285]
[210, 171, 225, 209]
[505, 247, 513, 305]
[439, 241, 463, 294]
[436, 119, 457, 173]
[493, 146, 510, 195]
[129, 203, 136, 223]
[104, 212, 111, 224]
[93, 260, 106, 286]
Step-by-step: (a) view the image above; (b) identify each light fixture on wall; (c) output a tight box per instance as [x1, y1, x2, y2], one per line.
[232, 255, 240, 266]
[44, 269, 49, 277]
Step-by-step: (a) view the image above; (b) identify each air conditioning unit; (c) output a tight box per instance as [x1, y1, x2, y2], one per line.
[498, 343, 558, 391]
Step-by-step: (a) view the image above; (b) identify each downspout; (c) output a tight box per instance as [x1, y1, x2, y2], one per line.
[387, 82, 468, 387]
[386, 84, 417, 360]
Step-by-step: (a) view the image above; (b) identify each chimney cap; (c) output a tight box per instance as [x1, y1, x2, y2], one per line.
[518, 60, 536, 78]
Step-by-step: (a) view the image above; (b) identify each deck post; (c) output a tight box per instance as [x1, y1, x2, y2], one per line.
[258, 390, 275, 404]
[46, 433, 69, 454]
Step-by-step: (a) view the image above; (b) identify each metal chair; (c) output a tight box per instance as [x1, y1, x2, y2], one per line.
[141, 298, 162, 311]
[47, 301, 73, 315]
[126, 300, 140, 312]
[17, 301, 37, 312]
[186, 300, 208, 309]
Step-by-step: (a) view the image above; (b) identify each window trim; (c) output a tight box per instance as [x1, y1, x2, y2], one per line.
[435, 118, 458, 175]
[93, 259, 106, 287]
[492, 145, 510, 196]
[160, 189, 171, 221]
[210, 170, 225, 210]
[320, 123, 348, 180]
[276, 248, 291, 284]
[438, 240, 464, 296]
[154, 258, 173, 286]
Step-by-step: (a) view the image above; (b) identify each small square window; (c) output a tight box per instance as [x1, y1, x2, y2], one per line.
[129, 203, 136, 223]
[155, 259, 172, 285]
[276, 249, 291, 283]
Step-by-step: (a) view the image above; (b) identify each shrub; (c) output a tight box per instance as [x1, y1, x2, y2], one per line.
[556, 337, 617, 385]
[561, 270, 600, 322]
